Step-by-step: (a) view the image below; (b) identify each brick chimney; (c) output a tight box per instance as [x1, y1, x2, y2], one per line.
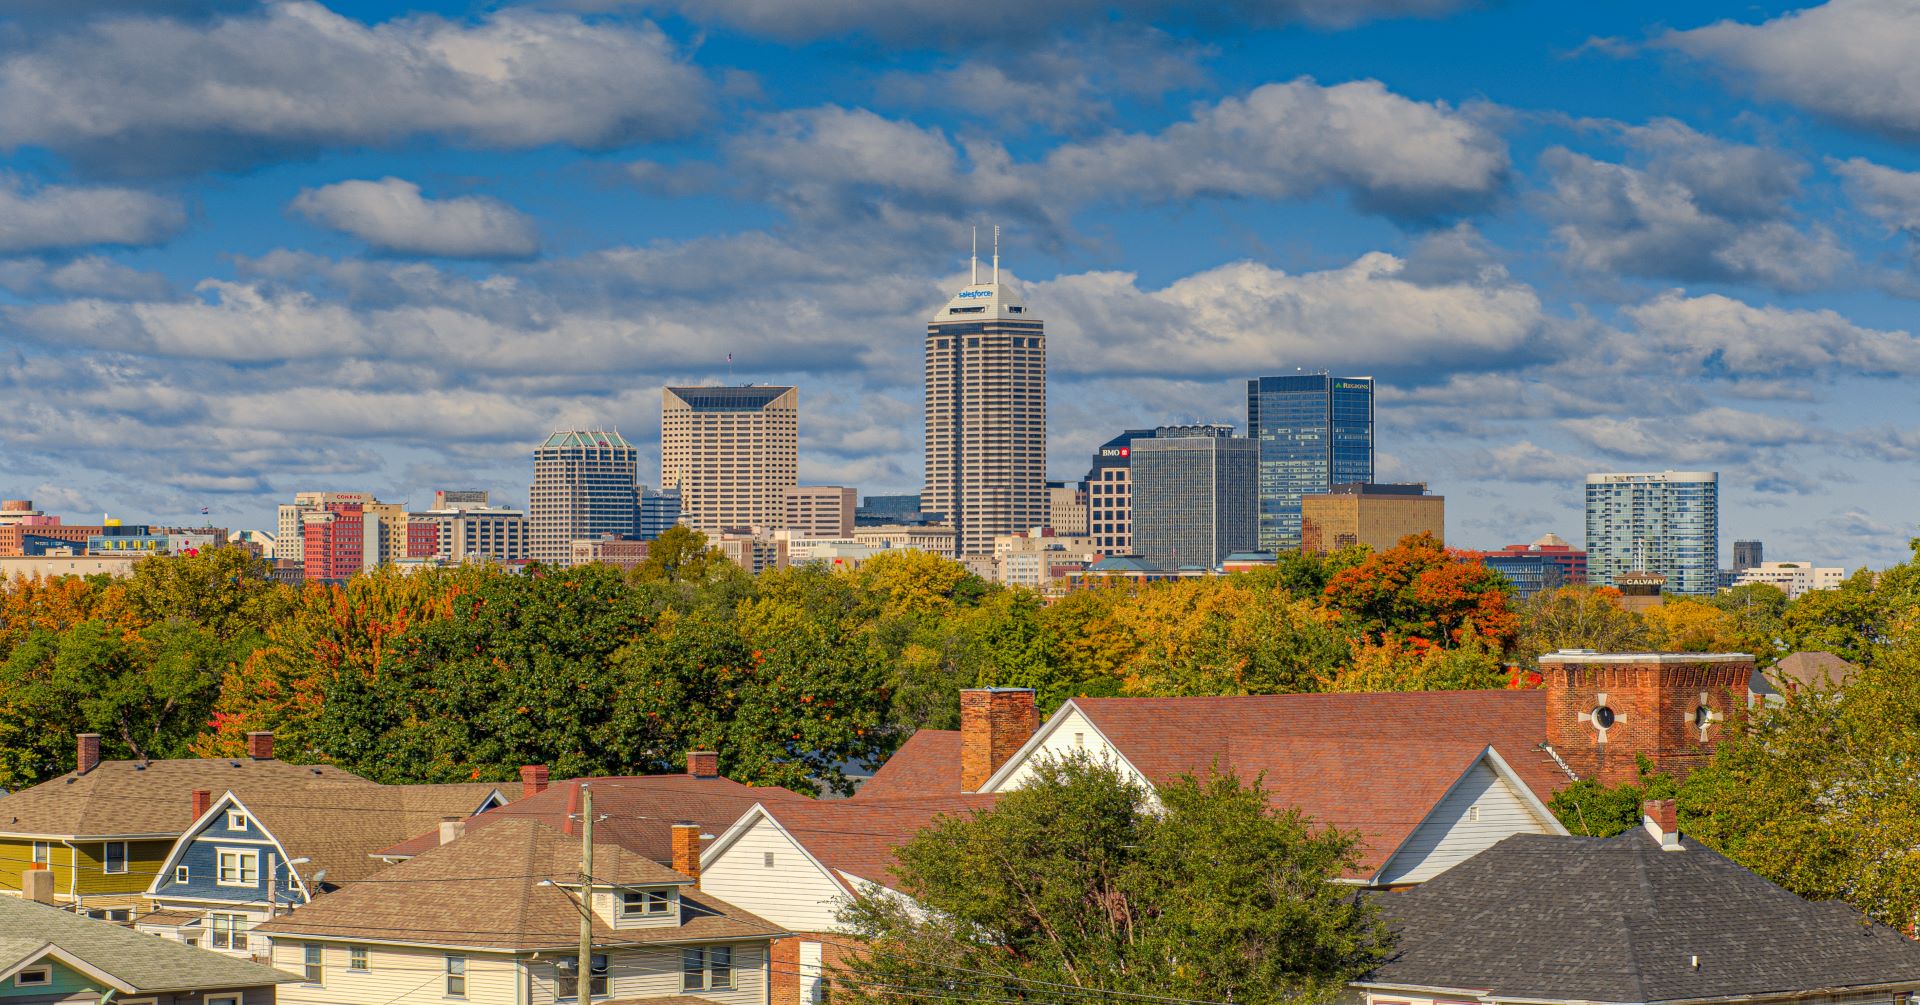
[191, 789, 212, 821]
[686, 750, 719, 779]
[76, 733, 100, 775]
[246, 731, 274, 760]
[960, 688, 1038, 791]
[520, 765, 550, 798]
[438, 815, 465, 846]
[672, 821, 702, 883]
[563, 781, 580, 837]
[1540, 652, 1752, 785]
[22, 867, 53, 905]
[1642, 799, 1681, 851]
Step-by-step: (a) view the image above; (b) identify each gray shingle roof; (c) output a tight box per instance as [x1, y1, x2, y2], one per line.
[1366, 829, 1920, 1002]
[0, 896, 293, 991]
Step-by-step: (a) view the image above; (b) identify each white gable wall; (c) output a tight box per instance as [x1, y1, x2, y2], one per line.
[1373, 759, 1557, 886]
[700, 813, 849, 932]
[984, 705, 1152, 794]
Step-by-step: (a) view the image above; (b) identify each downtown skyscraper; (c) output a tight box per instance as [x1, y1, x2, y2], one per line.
[1246, 374, 1375, 552]
[661, 385, 798, 532]
[924, 232, 1047, 556]
[528, 429, 639, 566]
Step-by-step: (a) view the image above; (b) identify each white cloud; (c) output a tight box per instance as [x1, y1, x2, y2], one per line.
[0, 2, 709, 172]
[1834, 157, 1920, 234]
[292, 178, 539, 259]
[623, 0, 1470, 42]
[1619, 290, 1920, 378]
[1036, 251, 1543, 380]
[0, 179, 184, 252]
[712, 79, 1508, 234]
[1663, 0, 1920, 142]
[0, 256, 174, 299]
[1043, 79, 1508, 218]
[1536, 122, 1845, 292]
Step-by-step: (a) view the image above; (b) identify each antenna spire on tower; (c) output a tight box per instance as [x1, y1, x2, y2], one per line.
[992, 224, 1000, 285]
[971, 226, 978, 285]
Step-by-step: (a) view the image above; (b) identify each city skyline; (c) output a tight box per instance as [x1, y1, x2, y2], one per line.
[1, 2, 1918, 567]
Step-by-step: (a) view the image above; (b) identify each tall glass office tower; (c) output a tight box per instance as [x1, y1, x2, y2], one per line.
[1245, 375, 1375, 552]
[528, 429, 639, 566]
[1584, 471, 1720, 596]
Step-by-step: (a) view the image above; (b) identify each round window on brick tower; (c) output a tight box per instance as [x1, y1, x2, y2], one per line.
[1695, 705, 1711, 728]
[1592, 705, 1616, 729]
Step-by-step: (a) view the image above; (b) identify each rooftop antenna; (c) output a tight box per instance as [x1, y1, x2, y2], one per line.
[971, 226, 978, 285]
[992, 224, 1001, 285]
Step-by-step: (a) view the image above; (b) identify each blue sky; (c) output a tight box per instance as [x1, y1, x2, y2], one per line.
[2, 0, 1919, 567]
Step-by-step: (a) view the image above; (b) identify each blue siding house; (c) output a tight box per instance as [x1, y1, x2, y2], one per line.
[141, 782, 510, 957]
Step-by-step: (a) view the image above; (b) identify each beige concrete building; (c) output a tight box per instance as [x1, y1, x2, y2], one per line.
[783, 485, 855, 537]
[924, 236, 1046, 556]
[1046, 482, 1088, 536]
[1731, 561, 1844, 599]
[0, 555, 141, 579]
[1299, 482, 1444, 554]
[852, 523, 957, 559]
[716, 532, 788, 574]
[993, 530, 1104, 588]
[662, 386, 798, 533]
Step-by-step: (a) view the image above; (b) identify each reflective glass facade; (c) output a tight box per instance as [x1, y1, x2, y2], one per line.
[1584, 471, 1720, 596]
[1129, 427, 1258, 570]
[1245, 375, 1374, 552]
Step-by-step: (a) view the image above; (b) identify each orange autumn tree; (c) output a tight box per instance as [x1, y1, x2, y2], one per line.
[1321, 533, 1518, 651]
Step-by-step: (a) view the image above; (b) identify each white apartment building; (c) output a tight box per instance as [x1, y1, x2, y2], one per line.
[662, 386, 798, 533]
[1731, 561, 1844, 599]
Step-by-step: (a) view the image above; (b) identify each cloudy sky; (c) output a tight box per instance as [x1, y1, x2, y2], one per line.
[2, 0, 1918, 566]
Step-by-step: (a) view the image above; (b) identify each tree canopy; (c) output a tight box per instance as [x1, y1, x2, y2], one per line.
[834, 756, 1389, 1005]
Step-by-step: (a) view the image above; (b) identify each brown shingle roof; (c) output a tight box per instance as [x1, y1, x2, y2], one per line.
[0, 757, 374, 838]
[256, 818, 785, 951]
[1768, 651, 1859, 693]
[755, 795, 995, 892]
[233, 781, 513, 889]
[374, 774, 807, 862]
[851, 731, 962, 801]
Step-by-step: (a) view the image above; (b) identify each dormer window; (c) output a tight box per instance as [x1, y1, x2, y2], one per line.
[621, 890, 671, 917]
[227, 810, 249, 831]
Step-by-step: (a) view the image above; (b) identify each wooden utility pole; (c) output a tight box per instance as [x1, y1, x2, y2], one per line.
[579, 784, 594, 999]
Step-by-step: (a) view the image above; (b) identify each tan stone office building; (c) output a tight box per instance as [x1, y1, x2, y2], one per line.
[1299, 482, 1444, 553]
[662, 386, 799, 533]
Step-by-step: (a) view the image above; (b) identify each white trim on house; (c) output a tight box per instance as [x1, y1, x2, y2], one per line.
[976, 700, 1151, 794]
[705, 804, 858, 900]
[1365, 746, 1569, 887]
[0, 944, 137, 992]
[147, 791, 315, 903]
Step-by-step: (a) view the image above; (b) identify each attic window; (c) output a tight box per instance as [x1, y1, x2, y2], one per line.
[1591, 705, 1616, 729]
[176, 865, 190, 883]
[621, 890, 670, 917]
[15, 968, 49, 987]
[227, 809, 249, 831]
[764, 851, 776, 868]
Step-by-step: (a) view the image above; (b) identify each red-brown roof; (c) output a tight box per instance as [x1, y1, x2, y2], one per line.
[1069, 691, 1565, 800]
[374, 773, 806, 862]
[852, 730, 961, 801]
[754, 795, 996, 893]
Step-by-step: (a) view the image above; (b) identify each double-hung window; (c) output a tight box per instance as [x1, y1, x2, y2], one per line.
[210, 913, 249, 951]
[303, 943, 324, 983]
[683, 946, 734, 991]
[217, 849, 258, 886]
[349, 945, 369, 971]
[620, 890, 670, 918]
[559, 954, 610, 998]
[30, 842, 48, 865]
[445, 955, 467, 997]
[102, 841, 127, 874]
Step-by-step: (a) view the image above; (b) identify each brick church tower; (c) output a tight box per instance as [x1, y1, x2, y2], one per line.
[1540, 651, 1754, 785]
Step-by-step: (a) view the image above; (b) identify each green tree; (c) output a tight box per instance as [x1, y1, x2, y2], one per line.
[836, 755, 1388, 1005]
[0, 619, 231, 784]
[632, 525, 728, 585]
[1777, 570, 1884, 665]
[1547, 755, 1682, 837]
[1513, 585, 1648, 665]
